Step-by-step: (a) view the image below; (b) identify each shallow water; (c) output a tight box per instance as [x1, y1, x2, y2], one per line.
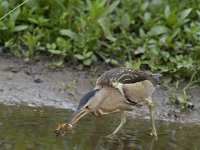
[0, 104, 199, 150]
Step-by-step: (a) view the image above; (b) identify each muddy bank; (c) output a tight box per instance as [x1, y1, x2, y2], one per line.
[0, 54, 200, 124]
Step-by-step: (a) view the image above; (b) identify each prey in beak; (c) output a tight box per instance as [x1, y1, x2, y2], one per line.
[54, 108, 89, 136]
[54, 89, 98, 136]
[54, 123, 73, 137]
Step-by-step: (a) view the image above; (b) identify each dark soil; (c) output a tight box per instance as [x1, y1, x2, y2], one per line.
[0, 54, 200, 124]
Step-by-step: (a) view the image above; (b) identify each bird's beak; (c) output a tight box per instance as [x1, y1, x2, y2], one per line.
[67, 108, 89, 125]
[54, 108, 89, 136]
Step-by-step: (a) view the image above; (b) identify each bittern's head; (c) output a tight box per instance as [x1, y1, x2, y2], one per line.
[54, 89, 101, 136]
[67, 89, 100, 125]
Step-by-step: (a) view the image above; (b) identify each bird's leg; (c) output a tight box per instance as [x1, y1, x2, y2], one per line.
[113, 112, 126, 134]
[145, 97, 157, 140]
[106, 113, 126, 139]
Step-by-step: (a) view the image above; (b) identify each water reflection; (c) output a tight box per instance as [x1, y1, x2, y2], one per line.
[0, 104, 199, 150]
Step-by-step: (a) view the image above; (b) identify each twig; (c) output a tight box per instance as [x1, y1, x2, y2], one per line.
[0, 0, 31, 21]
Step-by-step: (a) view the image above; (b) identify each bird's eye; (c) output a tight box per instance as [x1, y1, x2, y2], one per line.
[85, 106, 89, 109]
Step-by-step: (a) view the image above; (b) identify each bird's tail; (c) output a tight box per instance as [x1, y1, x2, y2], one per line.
[152, 73, 162, 79]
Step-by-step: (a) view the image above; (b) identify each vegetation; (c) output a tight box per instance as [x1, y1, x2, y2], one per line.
[0, 0, 199, 82]
[169, 71, 200, 110]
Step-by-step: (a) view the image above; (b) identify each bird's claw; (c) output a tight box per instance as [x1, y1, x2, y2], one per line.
[104, 133, 121, 144]
[54, 123, 73, 137]
[105, 133, 117, 140]
[150, 130, 158, 141]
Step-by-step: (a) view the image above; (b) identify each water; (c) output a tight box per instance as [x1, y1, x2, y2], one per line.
[0, 104, 199, 150]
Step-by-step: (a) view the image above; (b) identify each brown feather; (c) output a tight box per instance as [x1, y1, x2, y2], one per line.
[96, 67, 158, 87]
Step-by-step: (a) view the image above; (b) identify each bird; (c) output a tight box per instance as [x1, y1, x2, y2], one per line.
[54, 67, 162, 140]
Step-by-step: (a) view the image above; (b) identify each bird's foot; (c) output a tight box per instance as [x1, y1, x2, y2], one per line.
[150, 130, 158, 141]
[104, 133, 119, 143]
[104, 133, 123, 144]
[54, 123, 73, 137]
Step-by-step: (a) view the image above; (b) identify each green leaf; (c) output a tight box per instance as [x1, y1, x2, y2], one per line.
[59, 29, 80, 41]
[180, 90, 187, 104]
[83, 59, 92, 66]
[85, 51, 93, 58]
[85, 0, 92, 10]
[9, 8, 20, 22]
[180, 8, 192, 20]
[28, 18, 38, 24]
[163, 75, 172, 84]
[48, 49, 63, 55]
[52, 60, 64, 67]
[196, 10, 200, 17]
[132, 59, 141, 69]
[103, 0, 120, 16]
[105, 58, 118, 65]
[149, 25, 169, 36]
[141, 2, 149, 11]
[110, 59, 118, 65]
[74, 54, 83, 60]
[13, 25, 28, 32]
[47, 43, 57, 50]
[164, 5, 170, 17]
[143, 12, 151, 22]
[98, 17, 116, 41]
[121, 13, 131, 29]
[139, 28, 146, 37]
[0, 22, 7, 30]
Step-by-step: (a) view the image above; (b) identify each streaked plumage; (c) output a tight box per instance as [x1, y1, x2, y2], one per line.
[96, 67, 159, 86]
[95, 67, 161, 106]
[54, 67, 162, 140]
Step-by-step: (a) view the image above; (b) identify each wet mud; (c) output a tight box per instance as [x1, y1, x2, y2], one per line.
[0, 54, 200, 124]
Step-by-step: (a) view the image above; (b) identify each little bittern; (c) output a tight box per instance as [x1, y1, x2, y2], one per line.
[54, 67, 162, 140]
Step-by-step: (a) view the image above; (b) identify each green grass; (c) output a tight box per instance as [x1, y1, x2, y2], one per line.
[169, 71, 200, 110]
[0, 0, 200, 82]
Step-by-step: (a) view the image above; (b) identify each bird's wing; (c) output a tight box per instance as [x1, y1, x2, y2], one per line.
[96, 68, 158, 105]
[96, 67, 153, 86]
